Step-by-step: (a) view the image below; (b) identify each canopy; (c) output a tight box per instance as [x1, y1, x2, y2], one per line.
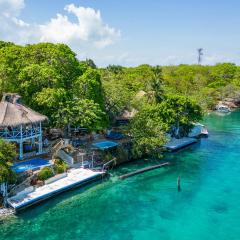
[92, 141, 118, 150]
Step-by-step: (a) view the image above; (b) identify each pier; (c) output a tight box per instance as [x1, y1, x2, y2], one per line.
[119, 162, 170, 180]
[164, 137, 198, 151]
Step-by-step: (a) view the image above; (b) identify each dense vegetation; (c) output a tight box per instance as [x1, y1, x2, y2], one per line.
[1, 40, 240, 157]
[0, 139, 16, 184]
[37, 167, 54, 181]
[0, 41, 106, 131]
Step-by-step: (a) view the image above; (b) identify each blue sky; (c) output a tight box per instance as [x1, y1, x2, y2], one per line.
[1, 0, 240, 66]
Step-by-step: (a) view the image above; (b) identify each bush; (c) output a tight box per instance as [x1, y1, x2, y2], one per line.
[37, 167, 54, 181]
[102, 152, 113, 163]
[53, 158, 67, 174]
[54, 164, 65, 174]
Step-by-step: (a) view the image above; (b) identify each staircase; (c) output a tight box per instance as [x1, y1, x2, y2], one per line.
[51, 139, 65, 159]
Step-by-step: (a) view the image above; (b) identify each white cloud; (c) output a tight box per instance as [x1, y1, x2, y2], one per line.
[0, 1, 120, 48]
[0, 0, 38, 44]
[40, 4, 120, 48]
[0, 0, 24, 17]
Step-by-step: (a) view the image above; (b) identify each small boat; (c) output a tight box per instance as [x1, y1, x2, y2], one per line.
[216, 104, 231, 113]
[189, 123, 208, 138]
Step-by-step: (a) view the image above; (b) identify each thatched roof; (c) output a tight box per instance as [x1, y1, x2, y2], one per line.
[116, 109, 138, 120]
[136, 90, 147, 98]
[0, 93, 47, 127]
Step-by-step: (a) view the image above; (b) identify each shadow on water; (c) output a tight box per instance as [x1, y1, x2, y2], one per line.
[16, 177, 110, 221]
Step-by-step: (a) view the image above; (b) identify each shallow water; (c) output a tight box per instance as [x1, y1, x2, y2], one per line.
[1, 111, 240, 240]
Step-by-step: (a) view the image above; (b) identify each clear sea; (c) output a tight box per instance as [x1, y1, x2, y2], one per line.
[1, 111, 240, 240]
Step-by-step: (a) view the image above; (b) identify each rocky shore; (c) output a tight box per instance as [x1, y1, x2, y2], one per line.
[0, 208, 15, 218]
[218, 98, 240, 109]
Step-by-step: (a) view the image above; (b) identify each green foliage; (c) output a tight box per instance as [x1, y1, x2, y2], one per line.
[129, 104, 168, 158]
[0, 139, 16, 183]
[1, 39, 239, 160]
[129, 94, 202, 156]
[158, 94, 203, 137]
[209, 63, 237, 84]
[161, 63, 240, 109]
[106, 65, 124, 74]
[54, 99, 106, 131]
[103, 77, 134, 120]
[0, 41, 106, 131]
[79, 59, 97, 74]
[103, 152, 113, 163]
[74, 68, 105, 109]
[0, 41, 14, 49]
[37, 167, 54, 181]
[53, 159, 67, 174]
[147, 65, 165, 103]
[34, 87, 69, 122]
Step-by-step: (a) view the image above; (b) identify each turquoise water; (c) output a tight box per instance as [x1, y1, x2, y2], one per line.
[1, 111, 240, 240]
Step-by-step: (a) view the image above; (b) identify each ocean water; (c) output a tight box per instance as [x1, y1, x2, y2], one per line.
[1, 111, 240, 240]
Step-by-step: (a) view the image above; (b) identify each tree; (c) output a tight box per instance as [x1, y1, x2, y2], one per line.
[0, 139, 16, 184]
[129, 104, 168, 158]
[74, 68, 105, 110]
[106, 65, 124, 74]
[0, 41, 14, 49]
[33, 87, 69, 124]
[79, 59, 97, 74]
[0, 41, 106, 132]
[209, 63, 237, 86]
[148, 65, 165, 103]
[158, 95, 203, 137]
[0, 44, 24, 95]
[54, 99, 106, 132]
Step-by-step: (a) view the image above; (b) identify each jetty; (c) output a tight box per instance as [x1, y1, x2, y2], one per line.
[119, 162, 170, 180]
[164, 137, 197, 151]
[7, 168, 105, 211]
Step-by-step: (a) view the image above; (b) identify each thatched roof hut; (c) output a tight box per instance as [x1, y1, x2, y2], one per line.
[0, 93, 47, 127]
[116, 109, 138, 121]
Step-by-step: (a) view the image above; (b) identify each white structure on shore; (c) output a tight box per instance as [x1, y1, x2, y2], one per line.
[7, 168, 105, 211]
[0, 93, 47, 160]
[216, 104, 231, 113]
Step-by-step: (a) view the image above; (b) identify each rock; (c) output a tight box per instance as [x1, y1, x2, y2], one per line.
[218, 98, 240, 109]
[0, 208, 15, 218]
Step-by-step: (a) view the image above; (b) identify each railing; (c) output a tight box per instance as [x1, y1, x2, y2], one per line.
[0, 127, 41, 140]
[102, 158, 117, 171]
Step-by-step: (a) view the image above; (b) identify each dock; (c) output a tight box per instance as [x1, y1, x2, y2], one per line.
[119, 162, 170, 180]
[7, 168, 105, 211]
[164, 137, 197, 151]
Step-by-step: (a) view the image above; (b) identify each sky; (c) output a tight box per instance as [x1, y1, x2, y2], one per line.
[0, 0, 240, 67]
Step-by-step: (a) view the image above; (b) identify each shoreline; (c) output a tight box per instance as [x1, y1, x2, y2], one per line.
[0, 208, 15, 218]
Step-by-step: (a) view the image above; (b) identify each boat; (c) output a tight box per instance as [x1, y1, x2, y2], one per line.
[188, 123, 208, 138]
[216, 104, 231, 113]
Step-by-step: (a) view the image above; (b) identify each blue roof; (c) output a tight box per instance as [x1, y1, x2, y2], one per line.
[92, 141, 118, 150]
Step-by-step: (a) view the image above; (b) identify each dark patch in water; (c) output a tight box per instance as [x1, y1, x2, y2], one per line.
[223, 187, 232, 195]
[159, 209, 174, 220]
[212, 202, 228, 214]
